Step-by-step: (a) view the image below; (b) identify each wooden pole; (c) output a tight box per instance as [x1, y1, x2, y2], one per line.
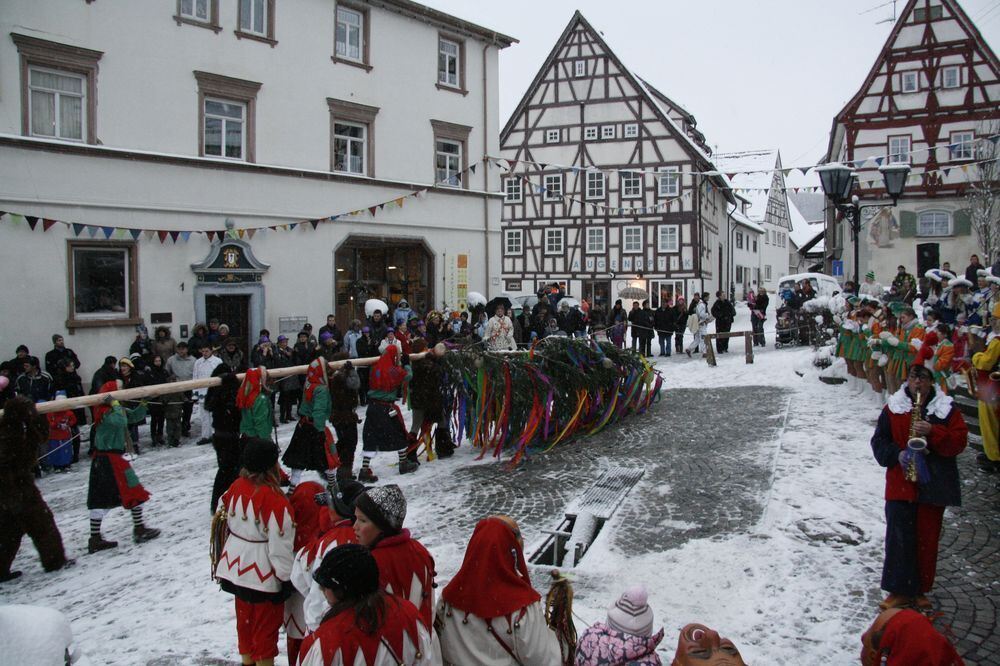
[26, 352, 432, 416]
[704, 334, 717, 366]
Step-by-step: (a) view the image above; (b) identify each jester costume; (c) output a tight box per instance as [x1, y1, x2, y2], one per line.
[283, 359, 337, 484]
[360, 347, 413, 480]
[237, 368, 274, 440]
[972, 314, 1000, 467]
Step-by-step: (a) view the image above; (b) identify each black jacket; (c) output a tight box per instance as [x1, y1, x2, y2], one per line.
[653, 307, 676, 334]
[672, 306, 689, 333]
[754, 294, 769, 320]
[45, 347, 81, 376]
[711, 299, 736, 325]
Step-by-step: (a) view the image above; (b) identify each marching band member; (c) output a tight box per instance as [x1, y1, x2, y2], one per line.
[972, 303, 1000, 472]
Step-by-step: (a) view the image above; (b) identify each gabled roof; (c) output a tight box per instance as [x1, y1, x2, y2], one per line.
[788, 197, 825, 253]
[731, 210, 764, 235]
[826, 0, 1000, 160]
[713, 149, 781, 222]
[378, 0, 517, 47]
[500, 11, 734, 203]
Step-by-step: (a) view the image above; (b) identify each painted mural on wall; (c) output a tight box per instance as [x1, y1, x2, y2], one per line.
[865, 208, 899, 248]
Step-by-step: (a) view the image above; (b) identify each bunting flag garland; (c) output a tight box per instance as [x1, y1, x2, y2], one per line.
[0, 156, 491, 243]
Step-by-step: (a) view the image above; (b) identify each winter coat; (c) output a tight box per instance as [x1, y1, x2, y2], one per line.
[483, 315, 517, 351]
[437, 599, 562, 666]
[711, 299, 736, 326]
[355, 336, 377, 359]
[215, 477, 296, 597]
[653, 307, 676, 335]
[219, 347, 245, 373]
[165, 353, 196, 382]
[90, 365, 119, 395]
[300, 384, 332, 432]
[671, 305, 688, 333]
[393, 307, 415, 328]
[636, 308, 655, 340]
[329, 368, 360, 426]
[344, 330, 362, 358]
[129, 337, 154, 361]
[153, 331, 176, 363]
[273, 346, 297, 390]
[368, 318, 389, 345]
[44, 347, 81, 377]
[205, 372, 241, 435]
[15, 372, 53, 402]
[319, 324, 343, 346]
[575, 622, 664, 666]
[298, 595, 433, 666]
[239, 393, 274, 439]
[754, 293, 770, 321]
[870, 387, 967, 505]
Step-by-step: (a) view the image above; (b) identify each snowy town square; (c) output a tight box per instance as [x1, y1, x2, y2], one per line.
[1, 1, 1000, 665]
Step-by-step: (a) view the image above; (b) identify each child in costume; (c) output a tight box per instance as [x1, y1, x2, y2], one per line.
[360, 347, 413, 481]
[237, 368, 274, 441]
[283, 358, 339, 494]
[45, 391, 76, 471]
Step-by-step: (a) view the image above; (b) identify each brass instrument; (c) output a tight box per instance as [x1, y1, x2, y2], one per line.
[965, 367, 978, 397]
[904, 391, 928, 483]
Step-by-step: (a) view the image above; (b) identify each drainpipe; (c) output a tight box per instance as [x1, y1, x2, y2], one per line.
[726, 201, 736, 298]
[482, 40, 492, 299]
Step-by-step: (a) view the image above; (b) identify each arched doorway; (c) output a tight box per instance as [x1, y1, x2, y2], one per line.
[334, 235, 434, 328]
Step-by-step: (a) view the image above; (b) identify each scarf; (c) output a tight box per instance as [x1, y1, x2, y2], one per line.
[304, 358, 328, 401]
[235, 367, 265, 410]
[442, 517, 540, 619]
[90, 381, 120, 427]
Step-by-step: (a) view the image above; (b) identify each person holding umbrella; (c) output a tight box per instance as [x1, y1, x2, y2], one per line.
[483, 298, 517, 351]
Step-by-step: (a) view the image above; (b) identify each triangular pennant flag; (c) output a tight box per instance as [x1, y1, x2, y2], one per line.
[129, 228, 141, 240]
[508, 160, 518, 171]
[961, 165, 969, 173]
[73, 223, 86, 236]
[157, 230, 169, 243]
[102, 226, 115, 239]
[469, 164, 477, 175]
[943, 168, 951, 177]
[310, 219, 320, 229]
[726, 173, 736, 180]
[875, 157, 884, 166]
[289, 223, 298, 231]
[87, 226, 100, 238]
[205, 230, 216, 242]
[25, 216, 39, 230]
[180, 231, 192, 242]
[989, 135, 1000, 146]
[394, 197, 405, 208]
[9, 214, 25, 226]
[368, 206, 378, 216]
[378, 203, 386, 211]
[799, 167, 811, 176]
[142, 230, 155, 240]
[241, 229, 253, 239]
[43, 219, 58, 232]
[169, 230, 180, 243]
[236, 229, 245, 239]
[0, 211, 6, 220]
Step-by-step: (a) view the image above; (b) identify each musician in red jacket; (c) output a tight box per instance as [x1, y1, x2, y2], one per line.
[870, 364, 967, 612]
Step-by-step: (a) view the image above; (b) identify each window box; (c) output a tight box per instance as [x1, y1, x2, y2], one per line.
[13, 34, 103, 144]
[174, 0, 221, 32]
[235, 0, 277, 46]
[195, 71, 261, 162]
[67, 241, 141, 329]
[333, 3, 372, 71]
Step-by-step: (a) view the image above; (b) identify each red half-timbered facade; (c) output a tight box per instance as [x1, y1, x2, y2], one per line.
[825, 0, 1000, 280]
[499, 11, 734, 320]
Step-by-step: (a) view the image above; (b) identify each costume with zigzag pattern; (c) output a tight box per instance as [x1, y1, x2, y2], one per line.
[298, 594, 433, 666]
[372, 529, 436, 631]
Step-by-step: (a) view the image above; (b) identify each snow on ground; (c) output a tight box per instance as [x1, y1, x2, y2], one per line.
[4, 303, 901, 664]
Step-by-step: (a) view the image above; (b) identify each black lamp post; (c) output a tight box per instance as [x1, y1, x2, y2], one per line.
[817, 161, 910, 286]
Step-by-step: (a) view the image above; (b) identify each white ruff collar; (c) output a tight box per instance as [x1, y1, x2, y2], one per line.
[887, 386, 953, 419]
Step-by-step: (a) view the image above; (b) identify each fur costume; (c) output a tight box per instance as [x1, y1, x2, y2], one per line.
[408, 354, 455, 457]
[0, 397, 69, 580]
[328, 364, 360, 476]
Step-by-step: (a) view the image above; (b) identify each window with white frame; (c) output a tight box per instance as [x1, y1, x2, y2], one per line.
[504, 229, 523, 255]
[332, 121, 366, 174]
[545, 228, 564, 255]
[901, 71, 918, 93]
[621, 171, 642, 198]
[657, 166, 679, 197]
[584, 126, 598, 141]
[28, 68, 86, 141]
[543, 174, 563, 201]
[438, 37, 461, 88]
[574, 60, 585, 77]
[335, 6, 364, 62]
[435, 140, 462, 186]
[888, 136, 911, 164]
[204, 98, 246, 159]
[586, 227, 606, 253]
[546, 129, 560, 143]
[624, 123, 638, 138]
[178, 0, 213, 23]
[658, 225, 678, 252]
[917, 211, 951, 237]
[623, 226, 643, 253]
[949, 132, 974, 160]
[941, 66, 960, 89]
[238, 0, 274, 40]
[586, 171, 605, 199]
[735, 231, 743, 249]
[765, 264, 772, 281]
[601, 125, 615, 139]
[504, 177, 522, 203]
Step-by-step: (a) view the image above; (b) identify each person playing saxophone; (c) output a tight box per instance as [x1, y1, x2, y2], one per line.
[971, 302, 1000, 472]
[870, 364, 967, 612]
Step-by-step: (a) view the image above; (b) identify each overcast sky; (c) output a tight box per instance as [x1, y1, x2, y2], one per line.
[427, 0, 1000, 174]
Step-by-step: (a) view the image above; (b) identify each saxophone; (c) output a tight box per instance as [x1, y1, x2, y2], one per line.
[904, 391, 928, 483]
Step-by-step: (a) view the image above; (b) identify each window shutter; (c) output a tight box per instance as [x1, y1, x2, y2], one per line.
[899, 210, 917, 237]
[953, 209, 971, 236]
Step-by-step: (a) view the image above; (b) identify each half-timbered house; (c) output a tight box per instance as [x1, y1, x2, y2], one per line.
[498, 11, 735, 323]
[824, 0, 999, 280]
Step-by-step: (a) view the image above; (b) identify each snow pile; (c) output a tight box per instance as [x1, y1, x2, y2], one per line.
[0, 605, 90, 666]
[801, 295, 830, 313]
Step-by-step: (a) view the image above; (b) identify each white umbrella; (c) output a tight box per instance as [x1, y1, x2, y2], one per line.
[618, 286, 649, 300]
[467, 291, 487, 308]
[365, 298, 389, 318]
[559, 297, 581, 309]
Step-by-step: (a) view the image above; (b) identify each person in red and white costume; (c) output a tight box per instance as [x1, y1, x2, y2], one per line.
[286, 478, 366, 663]
[435, 516, 562, 666]
[354, 485, 436, 631]
[298, 544, 434, 665]
[215, 437, 296, 666]
[283, 477, 327, 666]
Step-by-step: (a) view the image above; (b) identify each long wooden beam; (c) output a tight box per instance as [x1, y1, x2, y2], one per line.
[25, 352, 433, 416]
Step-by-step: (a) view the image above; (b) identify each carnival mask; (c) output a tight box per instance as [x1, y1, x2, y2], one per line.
[672, 623, 746, 666]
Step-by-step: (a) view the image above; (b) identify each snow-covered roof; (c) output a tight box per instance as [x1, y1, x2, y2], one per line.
[731, 209, 764, 234]
[788, 197, 825, 252]
[713, 150, 779, 222]
[787, 192, 825, 224]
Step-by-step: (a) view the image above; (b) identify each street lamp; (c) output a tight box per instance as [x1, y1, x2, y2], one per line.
[817, 161, 910, 286]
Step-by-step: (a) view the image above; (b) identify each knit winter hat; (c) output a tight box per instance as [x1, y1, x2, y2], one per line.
[355, 485, 407, 535]
[241, 436, 279, 474]
[332, 479, 367, 520]
[320, 331, 334, 342]
[313, 544, 380, 598]
[866, 271, 876, 280]
[54, 390, 67, 400]
[607, 585, 654, 637]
